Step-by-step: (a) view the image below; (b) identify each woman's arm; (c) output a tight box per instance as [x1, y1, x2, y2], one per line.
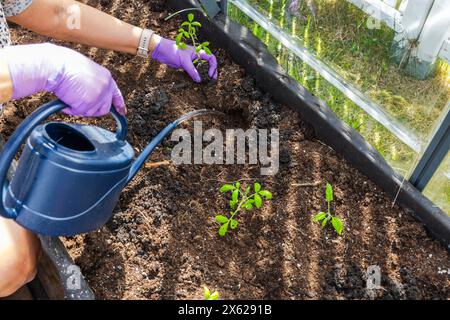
[0, 55, 13, 103]
[8, 0, 161, 55]
[9, 0, 217, 82]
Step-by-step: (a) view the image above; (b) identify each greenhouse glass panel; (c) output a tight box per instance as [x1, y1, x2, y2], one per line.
[226, 0, 450, 212]
[423, 151, 450, 214]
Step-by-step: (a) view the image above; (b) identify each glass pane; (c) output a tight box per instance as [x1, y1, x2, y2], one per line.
[423, 152, 450, 215]
[227, 0, 450, 209]
[231, 0, 449, 144]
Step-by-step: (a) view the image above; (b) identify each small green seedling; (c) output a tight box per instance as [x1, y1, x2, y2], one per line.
[312, 183, 344, 235]
[204, 286, 219, 300]
[215, 181, 272, 236]
[176, 13, 212, 65]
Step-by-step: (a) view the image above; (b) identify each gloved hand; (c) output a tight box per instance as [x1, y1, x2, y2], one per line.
[151, 37, 217, 83]
[3, 43, 126, 117]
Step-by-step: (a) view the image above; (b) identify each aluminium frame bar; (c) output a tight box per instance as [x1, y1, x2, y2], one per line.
[409, 107, 450, 191]
[220, 0, 228, 12]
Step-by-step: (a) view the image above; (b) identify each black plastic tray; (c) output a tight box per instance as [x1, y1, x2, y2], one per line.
[34, 236, 94, 300]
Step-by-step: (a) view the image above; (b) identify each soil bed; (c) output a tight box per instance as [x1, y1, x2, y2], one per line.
[3, 0, 449, 300]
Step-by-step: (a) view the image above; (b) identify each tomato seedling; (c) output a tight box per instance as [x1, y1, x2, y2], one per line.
[312, 183, 344, 235]
[215, 181, 272, 236]
[204, 286, 219, 300]
[176, 13, 212, 65]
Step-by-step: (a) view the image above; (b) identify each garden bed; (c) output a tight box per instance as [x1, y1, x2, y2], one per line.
[3, 0, 449, 299]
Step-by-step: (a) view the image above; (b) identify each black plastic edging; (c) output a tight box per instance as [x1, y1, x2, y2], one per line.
[39, 236, 95, 300]
[168, 0, 450, 249]
[27, 277, 49, 300]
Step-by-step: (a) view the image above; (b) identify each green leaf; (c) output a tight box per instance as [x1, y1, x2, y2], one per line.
[209, 291, 219, 300]
[332, 217, 343, 235]
[183, 31, 189, 38]
[219, 222, 229, 236]
[215, 215, 229, 224]
[232, 189, 239, 202]
[193, 58, 199, 64]
[192, 21, 202, 27]
[230, 219, 238, 229]
[195, 46, 202, 53]
[245, 186, 251, 195]
[244, 202, 253, 210]
[204, 286, 211, 300]
[254, 194, 262, 209]
[259, 190, 272, 200]
[326, 183, 333, 202]
[175, 33, 183, 44]
[322, 217, 328, 228]
[235, 181, 241, 189]
[220, 184, 235, 193]
[179, 42, 188, 50]
[181, 21, 190, 27]
[188, 13, 194, 22]
[201, 41, 210, 47]
[204, 47, 212, 55]
[312, 212, 327, 222]
[254, 182, 261, 193]
[229, 199, 237, 209]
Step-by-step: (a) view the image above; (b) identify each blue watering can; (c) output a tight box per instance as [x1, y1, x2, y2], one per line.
[0, 99, 215, 236]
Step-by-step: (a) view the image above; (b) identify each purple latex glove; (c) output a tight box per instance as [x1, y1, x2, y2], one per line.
[3, 43, 126, 117]
[151, 38, 217, 83]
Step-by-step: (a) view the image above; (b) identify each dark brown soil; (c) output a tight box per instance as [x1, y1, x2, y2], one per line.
[3, 0, 449, 300]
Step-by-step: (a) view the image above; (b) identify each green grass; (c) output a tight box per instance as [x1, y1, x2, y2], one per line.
[227, 0, 450, 213]
[424, 152, 450, 214]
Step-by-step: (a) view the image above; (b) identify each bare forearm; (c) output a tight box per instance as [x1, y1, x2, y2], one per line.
[9, 0, 160, 55]
[0, 53, 13, 103]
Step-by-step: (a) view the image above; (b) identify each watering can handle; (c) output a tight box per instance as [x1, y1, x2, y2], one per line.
[0, 99, 127, 219]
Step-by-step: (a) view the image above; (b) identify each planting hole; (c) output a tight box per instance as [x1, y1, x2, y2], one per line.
[45, 123, 95, 152]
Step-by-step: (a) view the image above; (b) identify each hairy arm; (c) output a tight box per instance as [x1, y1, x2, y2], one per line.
[8, 0, 161, 55]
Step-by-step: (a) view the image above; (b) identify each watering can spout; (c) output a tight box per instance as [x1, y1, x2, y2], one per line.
[126, 108, 224, 185]
[126, 121, 178, 185]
